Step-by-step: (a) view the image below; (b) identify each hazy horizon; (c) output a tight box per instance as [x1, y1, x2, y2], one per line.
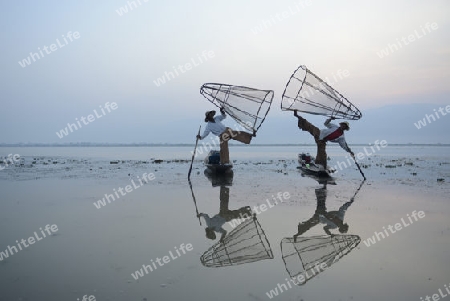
[1, 1, 449, 144]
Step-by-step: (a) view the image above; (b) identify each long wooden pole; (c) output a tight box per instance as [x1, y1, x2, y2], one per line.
[353, 156, 366, 180]
[188, 179, 201, 225]
[188, 126, 201, 180]
[345, 142, 366, 180]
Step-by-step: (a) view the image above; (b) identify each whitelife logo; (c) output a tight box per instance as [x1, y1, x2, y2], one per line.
[250, 0, 312, 34]
[363, 210, 425, 247]
[0, 224, 59, 261]
[413, 105, 450, 129]
[227, 192, 291, 228]
[56, 102, 118, 139]
[376, 22, 439, 58]
[18, 31, 80, 68]
[115, 0, 149, 16]
[131, 243, 193, 280]
[153, 50, 215, 87]
[93, 172, 155, 209]
[0, 154, 21, 171]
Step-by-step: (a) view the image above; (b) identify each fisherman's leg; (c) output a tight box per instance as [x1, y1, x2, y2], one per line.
[219, 132, 230, 164]
[297, 117, 320, 139]
[226, 128, 252, 144]
[315, 139, 327, 169]
[219, 186, 230, 214]
[315, 187, 327, 212]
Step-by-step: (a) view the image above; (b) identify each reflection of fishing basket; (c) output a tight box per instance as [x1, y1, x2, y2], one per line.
[201, 215, 273, 267]
[281, 235, 360, 284]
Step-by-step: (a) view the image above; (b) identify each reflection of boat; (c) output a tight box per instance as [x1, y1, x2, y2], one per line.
[204, 168, 234, 187]
[300, 171, 337, 185]
[298, 153, 335, 178]
[201, 214, 274, 267]
[204, 150, 233, 173]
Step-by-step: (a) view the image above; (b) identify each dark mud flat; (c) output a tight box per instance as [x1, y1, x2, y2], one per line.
[0, 149, 449, 301]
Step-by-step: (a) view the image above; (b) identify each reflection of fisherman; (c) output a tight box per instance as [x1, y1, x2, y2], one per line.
[294, 110, 354, 170]
[198, 186, 251, 242]
[197, 107, 255, 164]
[294, 185, 354, 240]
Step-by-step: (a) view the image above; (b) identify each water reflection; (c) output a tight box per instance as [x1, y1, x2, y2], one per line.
[189, 170, 274, 268]
[281, 180, 365, 285]
[203, 168, 234, 187]
[200, 213, 274, 268]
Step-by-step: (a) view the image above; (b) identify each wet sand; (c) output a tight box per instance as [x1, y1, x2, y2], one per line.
[0, 146, 449, 301]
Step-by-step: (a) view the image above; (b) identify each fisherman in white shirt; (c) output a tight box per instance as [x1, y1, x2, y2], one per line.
[294, 185, 354, 240]
[197, 107, 255, 164]
[294, 110, 355, 170]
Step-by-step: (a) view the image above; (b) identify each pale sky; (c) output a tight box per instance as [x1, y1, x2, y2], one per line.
[1, 0, 449, 144]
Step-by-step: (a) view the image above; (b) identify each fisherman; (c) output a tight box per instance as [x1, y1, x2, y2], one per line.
[197, 186, 252, 243]
[294, 110, 354, 170]
[294, 184, 354, 240]
[197, 107, 255, 164]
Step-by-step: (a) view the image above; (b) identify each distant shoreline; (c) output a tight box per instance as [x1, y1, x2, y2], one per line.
[0, 143, 449, 147]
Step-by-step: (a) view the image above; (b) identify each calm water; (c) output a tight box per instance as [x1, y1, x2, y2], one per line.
[0, 146, 449, 301]
[1, 144, 449, 160]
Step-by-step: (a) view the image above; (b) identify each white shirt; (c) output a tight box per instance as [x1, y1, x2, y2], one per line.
[319, 118, 352, 153]
[200, 114, 226, 139]
[199, 213, 227, 235]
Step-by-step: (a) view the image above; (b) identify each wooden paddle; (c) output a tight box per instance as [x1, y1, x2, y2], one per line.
[188, 126, 201, 180]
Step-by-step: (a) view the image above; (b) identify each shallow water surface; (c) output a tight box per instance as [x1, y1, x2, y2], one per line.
[0, 146, 449, 301]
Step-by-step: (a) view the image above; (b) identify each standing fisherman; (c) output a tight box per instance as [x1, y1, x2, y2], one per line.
[197, 107, 255, 164]
[294, 110, 354, 170]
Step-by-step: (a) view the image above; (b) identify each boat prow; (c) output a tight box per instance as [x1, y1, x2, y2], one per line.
[298, 153, 335, 178]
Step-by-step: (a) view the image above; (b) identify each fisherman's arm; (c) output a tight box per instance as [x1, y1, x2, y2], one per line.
[216, 107, 226, 121]
[197, 127, 210, 140]
[296, 215, 320, 236]
[339, 139, 355, 157]
[323, 226, 332, 236]
[219, 228, 227, 243]
[324, 116, 335, 128]
[197, 213, 210, 224]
